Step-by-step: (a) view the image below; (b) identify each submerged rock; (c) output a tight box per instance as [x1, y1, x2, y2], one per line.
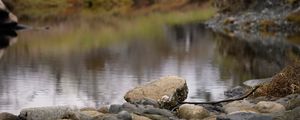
[124, 76, 188, 109]
[224, 86, 247, 98]
[19, 106, 80, 120]
[177, 104, 210, 120]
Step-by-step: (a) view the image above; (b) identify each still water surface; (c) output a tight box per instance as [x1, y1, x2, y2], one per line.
[0, 17, 293, 113]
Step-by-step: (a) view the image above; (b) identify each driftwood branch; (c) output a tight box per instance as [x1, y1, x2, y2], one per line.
[180, 85, 261, 105]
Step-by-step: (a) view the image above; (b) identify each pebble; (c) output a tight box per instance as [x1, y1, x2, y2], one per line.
[223, 100, 257, 114]
[116, 111, 132, 120]
[178, 104, 210, 119]
[254, 101, 286, 113]
[109, 104, 123, 114]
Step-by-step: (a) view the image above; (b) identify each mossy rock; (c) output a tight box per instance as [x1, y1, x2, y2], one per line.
[255, 61, 300, 97]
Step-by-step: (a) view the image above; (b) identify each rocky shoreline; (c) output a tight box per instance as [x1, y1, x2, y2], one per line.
[1, 0, 300, 120]
[207, 0, 300, 34]
[1, 74, 300, 120]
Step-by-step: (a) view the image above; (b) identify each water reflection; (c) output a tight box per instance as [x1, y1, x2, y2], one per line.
[0, 22, 299, 114]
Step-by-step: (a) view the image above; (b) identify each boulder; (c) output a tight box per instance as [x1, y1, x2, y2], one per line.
[223, 100, 257, 114]
[0, 0, 5, 9]
[124, 76, 188, 109]
[177, 104, 210, 119]
[0, 112, 20, 120]
[19, 106, 80, 120]
[254, 101, 286, 113]
[0, 0, 26, 30]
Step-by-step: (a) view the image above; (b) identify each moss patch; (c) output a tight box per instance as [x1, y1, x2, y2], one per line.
[255, 60, 300, 97]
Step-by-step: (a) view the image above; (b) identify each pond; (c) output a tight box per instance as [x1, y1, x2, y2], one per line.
[0, 12, 299, 114]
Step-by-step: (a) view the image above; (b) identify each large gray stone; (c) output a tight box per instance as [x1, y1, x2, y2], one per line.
[0, 112, 20, 120]
[178, 104, 210, 120]
[19, 106, 80, 120]
[124, 76, 188, 109]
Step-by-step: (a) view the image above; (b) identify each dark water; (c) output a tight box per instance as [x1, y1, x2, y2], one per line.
[0, 18, 298, 114]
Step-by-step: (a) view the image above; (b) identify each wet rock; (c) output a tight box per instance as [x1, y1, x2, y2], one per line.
[131, 114, 151, 120]
[0, 112, 20, 120]
[223, 100, 257, 114]
[217, 112, 273, 120]
[124, 76, 188, 109]
[117, 111, 132, 120]
[109, 104, 123, 114]
[178, 104, 210, 119]
[19, 106, 80, 120]
[254, 101, 285, 113]
[224, 86, 247, 98]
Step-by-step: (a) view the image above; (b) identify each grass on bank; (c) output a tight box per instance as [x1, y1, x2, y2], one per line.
[17, 7, 216, 56]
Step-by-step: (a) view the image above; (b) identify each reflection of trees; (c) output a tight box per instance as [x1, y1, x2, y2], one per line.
[214, 32, 300, 79]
